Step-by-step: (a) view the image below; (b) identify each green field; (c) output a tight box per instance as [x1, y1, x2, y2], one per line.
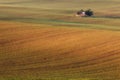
[0, 0, 120, 80]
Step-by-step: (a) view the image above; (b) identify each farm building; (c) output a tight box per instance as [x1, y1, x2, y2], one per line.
[76, 11, 86, 17]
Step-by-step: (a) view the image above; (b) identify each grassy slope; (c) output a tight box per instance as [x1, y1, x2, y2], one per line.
[0, 6, 120, 31]
[0, 0, 120, 80]
[0, 0, 120, 31]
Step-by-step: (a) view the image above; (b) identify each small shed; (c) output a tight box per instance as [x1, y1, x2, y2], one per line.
[76, 11, 86, 17]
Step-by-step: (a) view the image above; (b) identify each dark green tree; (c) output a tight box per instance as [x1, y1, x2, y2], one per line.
[85, 9, 93, 16]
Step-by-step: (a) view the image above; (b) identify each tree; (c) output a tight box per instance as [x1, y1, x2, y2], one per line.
[85, 9, 93, 16]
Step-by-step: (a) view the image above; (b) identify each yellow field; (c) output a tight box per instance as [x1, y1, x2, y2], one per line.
[0, 21, 120, 80]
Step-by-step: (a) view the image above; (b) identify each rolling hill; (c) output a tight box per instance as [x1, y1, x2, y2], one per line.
[0, 0, 120, 80]
[0, 21, 120, 80]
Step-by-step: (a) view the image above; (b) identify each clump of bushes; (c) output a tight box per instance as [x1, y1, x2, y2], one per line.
[85, 9, 94, 16]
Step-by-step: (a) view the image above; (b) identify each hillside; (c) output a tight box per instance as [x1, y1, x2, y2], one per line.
[0, 21, 120, 80]
[0, 0, 120, 80]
